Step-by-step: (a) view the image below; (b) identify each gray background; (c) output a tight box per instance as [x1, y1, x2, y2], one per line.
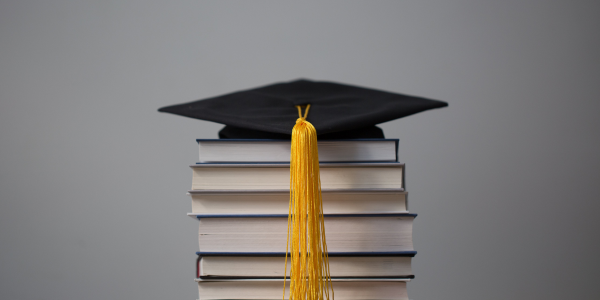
[1, 1, 599, 299]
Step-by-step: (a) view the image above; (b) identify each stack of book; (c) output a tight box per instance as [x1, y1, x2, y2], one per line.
[187, 138, 415, 300]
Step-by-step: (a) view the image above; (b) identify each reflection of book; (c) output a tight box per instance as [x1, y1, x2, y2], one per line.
[191, 163, 405, 190]
[197, 139, 399, 163]
[188, 189, 407, 215]
[193, 214, 415, 253]
[195, 278, 410, 300]
[196, 253, 414, 279]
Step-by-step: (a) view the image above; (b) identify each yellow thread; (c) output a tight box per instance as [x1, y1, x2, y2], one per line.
[283, 105, 333, 300]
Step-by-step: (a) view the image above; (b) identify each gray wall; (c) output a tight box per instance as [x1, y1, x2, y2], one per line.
[1, 1, 599, 299]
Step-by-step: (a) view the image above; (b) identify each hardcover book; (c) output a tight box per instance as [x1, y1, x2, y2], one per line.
[191, 162, 405, 190]
[193, 214, 416, 253]
[197, 139, 399, 163]
[188, 188, 408, 215]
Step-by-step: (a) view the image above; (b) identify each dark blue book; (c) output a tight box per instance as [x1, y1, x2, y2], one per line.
[190, 162, 405, 190]
[195, 277, 411, 300]
[196, 138, 399, 163]
[192, 213, 416, 254]
[188, 188, 408, 215]
[195, 251, 416, 279]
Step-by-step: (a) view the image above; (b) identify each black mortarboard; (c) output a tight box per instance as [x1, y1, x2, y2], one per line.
[158, 79, 447, 139]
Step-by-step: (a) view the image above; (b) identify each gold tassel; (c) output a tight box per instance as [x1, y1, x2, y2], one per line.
[283, 105, 333, 300]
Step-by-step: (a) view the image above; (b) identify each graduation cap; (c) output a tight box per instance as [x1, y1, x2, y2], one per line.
[159, 79, 446, 298]
[158, 79, 447, 139]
